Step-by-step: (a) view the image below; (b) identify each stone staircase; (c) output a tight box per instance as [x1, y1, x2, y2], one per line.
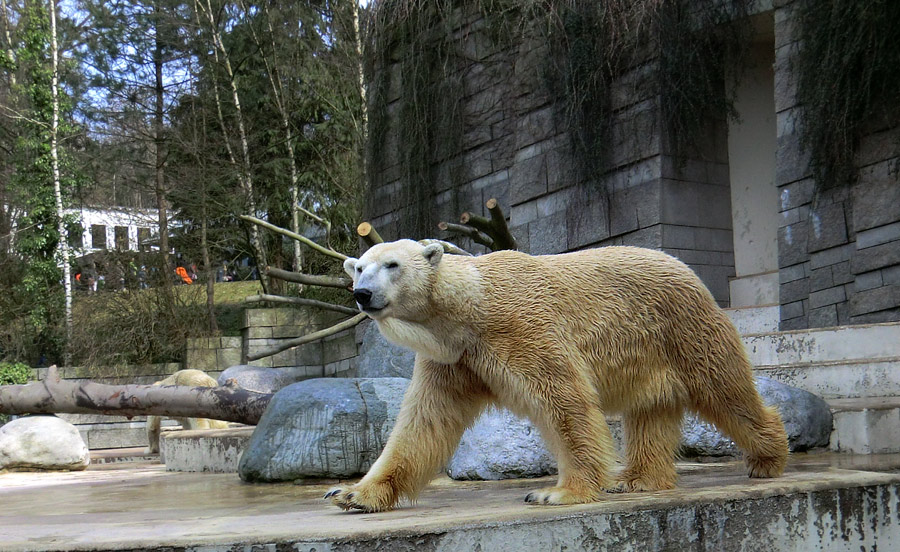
[727, 308, 900, 456]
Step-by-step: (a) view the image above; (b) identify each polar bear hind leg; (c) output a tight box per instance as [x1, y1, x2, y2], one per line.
[614, 403, 684, 492]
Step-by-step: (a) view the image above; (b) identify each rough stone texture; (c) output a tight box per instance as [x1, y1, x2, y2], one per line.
[0, 416, 90, 471]
[216, 365, 302, 394]
[238, 378, 409, 481]
[681, 377, 832, 457]
[162, 427, 253, 473]
[447, 409, 556, 480]
[5, 458, 900, 552]
[354, 321, 416, 379]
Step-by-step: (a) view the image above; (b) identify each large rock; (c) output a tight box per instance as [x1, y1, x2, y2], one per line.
[217, 365, 302, 394]
[447, 408, 557, 480]
[238, 377, 409, 482]
[681, 376, 833, 457]
[0, 415, 90, 471]
[355, 321, 416, 379]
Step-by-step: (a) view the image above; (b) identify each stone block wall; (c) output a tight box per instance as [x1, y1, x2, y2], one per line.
[34, 362, 186, 385]
[366, 8, 736, 306]
[185, 337, 242, 375]
[241, 308, 358, 379]
[774, 1, 900, 329]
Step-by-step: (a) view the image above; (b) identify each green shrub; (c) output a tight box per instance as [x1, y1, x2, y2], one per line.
[0, 361, 31, 386]
[0, 361, 31, 425]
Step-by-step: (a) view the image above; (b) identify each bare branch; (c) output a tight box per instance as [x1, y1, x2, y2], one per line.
[247, 313, 367, 361]
[266, 267, 352, 289]
[241, 215, 347, 261]
[485, 198, 518, 250]
[0, 367, 271, 425]
[245, 294, 358, 315]
[438, 221, 494, 249]
[458, 199, 518, 251]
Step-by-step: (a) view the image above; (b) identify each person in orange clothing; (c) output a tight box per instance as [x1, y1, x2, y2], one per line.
[175, 264, 192, 284]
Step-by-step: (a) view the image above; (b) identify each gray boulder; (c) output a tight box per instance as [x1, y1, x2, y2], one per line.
[0, 415, 90, 471]
[681, 376, 833, 457]
[218, 365, 301, 394]
[447, 408, 557, 480]
[355, 321, 416, 379]
[238, 377, 409, 482]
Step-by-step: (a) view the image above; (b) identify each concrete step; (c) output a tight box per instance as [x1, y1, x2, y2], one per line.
[829, 397, 900, 455]
[725, 304, 779, 334]
[3, 455, 900, 551]
[161, 427, 254, 472]
[75, 419, 180, 450]
[90, 447, 160, 465]
[754, 357, 900, 399]
[742, 321, 900, 366]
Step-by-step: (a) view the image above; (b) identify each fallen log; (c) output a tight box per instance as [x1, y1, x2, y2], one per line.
[0, 366, 272, 425]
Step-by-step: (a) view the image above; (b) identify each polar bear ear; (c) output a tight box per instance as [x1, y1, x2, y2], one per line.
[422, 243, 443, 267]
[343, 257, 358, 278]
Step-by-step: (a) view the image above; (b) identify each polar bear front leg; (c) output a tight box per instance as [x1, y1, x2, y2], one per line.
[519, 370, 618, 505]
[326, 357, 490, 512]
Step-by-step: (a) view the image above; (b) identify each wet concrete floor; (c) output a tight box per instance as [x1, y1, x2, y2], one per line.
[2, 453, 899, 551]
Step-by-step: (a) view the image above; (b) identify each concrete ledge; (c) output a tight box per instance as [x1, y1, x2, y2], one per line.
[829, 397, 900, 454]
[2, 456, 899, 551]
[742, 321, 900, 366]
[755, 357, 900, 399]
[161, 427, 254, 472]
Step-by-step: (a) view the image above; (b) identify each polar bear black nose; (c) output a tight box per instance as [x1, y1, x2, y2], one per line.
[353, 288, 373, 307]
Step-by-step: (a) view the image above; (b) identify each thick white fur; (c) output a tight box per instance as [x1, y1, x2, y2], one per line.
[145, 369, 230, 454]
[328, 240, 789, 512]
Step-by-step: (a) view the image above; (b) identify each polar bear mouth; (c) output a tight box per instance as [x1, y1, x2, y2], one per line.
[362, 303, 389, 315]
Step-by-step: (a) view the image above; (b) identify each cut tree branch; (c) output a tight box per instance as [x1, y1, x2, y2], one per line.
[455, 198, 518, 251]
[266, 267, 352, 289]
[357, 222, 383, 248]
[438, 221, 494, 249]
[247, 313, 367, 361]
[0, 367, 272, 425]
[241, 215, 347, 261]
[245, 294, 358, 315]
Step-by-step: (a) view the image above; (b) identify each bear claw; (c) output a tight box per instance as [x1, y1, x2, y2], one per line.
[324, 489, 340, 499]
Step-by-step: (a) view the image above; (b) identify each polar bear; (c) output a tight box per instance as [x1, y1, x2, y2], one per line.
[145, 369, 230, 454]
[326, 240, 788, 512]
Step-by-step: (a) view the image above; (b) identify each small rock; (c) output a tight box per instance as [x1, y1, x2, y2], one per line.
[0, 416, 90, 471]
[681, 376, 833, 457]
[355, 321, 416, 379]
[217, 365, 300, 394]
[238, 377, 409, 482]
[447, 408, 557, 480]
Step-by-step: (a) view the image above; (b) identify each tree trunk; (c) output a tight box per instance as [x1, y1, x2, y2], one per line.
[201, 210, 217, 333]
[153, 0, 176, 316]
[197, 0, 269, 293]
[0, 367, 271, 425]
[48, 0, 72, 365]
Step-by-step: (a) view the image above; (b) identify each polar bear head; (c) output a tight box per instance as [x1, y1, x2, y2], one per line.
[343, 239, 444, 321]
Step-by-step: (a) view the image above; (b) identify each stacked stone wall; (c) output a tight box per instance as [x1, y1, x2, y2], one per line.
[775, 1, 900, 329]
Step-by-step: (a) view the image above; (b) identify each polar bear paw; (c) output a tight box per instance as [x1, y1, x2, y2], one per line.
[324, 483, 396, 513]
[524, 486, 597, 505]
[609, 471, 676, 493]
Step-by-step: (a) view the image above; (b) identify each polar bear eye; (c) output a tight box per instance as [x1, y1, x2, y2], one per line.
[356, 267, 362, 273]
[385, 261, 399, 269]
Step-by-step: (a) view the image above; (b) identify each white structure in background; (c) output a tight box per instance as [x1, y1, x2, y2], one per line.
[66, 206, 162, 254]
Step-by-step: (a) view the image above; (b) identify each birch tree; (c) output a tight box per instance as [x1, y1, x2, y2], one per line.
[48, 0, 72, 364]
[193, 0, 270, 292]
